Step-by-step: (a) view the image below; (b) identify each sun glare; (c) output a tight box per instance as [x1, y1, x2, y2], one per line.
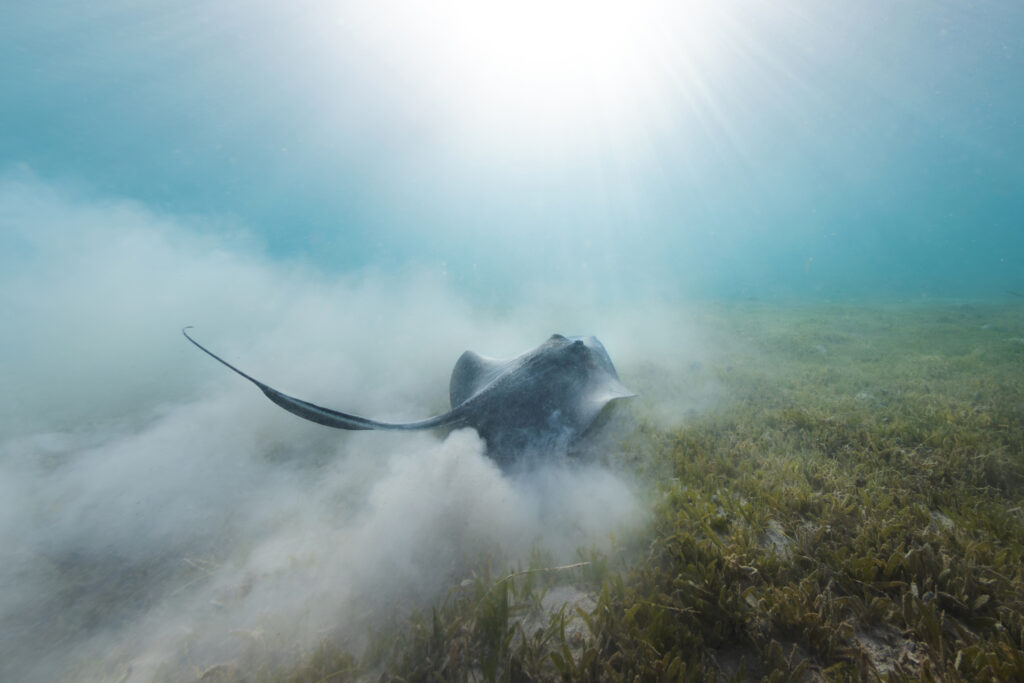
[341, 0, 724, 149]
[440, 1, 656, 107]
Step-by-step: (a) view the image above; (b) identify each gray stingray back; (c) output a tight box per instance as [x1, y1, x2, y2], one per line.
[184, 330, 634, 467]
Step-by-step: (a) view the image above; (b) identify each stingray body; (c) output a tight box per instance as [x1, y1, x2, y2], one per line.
[183, 329, 635, 466]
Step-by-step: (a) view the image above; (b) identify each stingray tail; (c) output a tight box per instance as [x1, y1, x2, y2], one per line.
[183, 327, 387, 430]
[182, 327, 462, 432]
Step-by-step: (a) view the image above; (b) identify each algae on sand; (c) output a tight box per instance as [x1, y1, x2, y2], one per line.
[134, 303, 1024, 680]
[356, 302, 1024, 681]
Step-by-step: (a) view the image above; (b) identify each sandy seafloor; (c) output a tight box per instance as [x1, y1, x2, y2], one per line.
[2, 298, 1022, 681]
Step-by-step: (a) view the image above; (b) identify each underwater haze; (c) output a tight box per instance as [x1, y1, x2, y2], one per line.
[1, 1, 1023, 681]
[3, 0, 1022, 301]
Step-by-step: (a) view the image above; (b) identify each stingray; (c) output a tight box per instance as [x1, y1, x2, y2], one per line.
[183, 328, 635, 466]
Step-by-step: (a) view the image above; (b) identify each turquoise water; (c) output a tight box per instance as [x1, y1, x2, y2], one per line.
[2, 1, 1021, 302]
[1, 3, 1023, 681]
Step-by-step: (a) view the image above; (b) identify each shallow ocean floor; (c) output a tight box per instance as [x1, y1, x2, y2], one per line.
[297, 302, 1022, 682]
[53, 302, 1024, 680]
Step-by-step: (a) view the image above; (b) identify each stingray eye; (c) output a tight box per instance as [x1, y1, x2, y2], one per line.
[549, 334, 568, 343]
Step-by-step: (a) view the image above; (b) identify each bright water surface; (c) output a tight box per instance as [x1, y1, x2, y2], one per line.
[2, 1, 1021, 302]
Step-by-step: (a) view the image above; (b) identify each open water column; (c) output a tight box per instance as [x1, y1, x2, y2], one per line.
[0, 1, 1022, 680]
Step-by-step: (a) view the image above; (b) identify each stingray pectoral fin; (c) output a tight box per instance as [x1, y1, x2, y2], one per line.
[182, 327, 465, 432]
[449, 350, 509, 406]
[604, 378, 637, 401]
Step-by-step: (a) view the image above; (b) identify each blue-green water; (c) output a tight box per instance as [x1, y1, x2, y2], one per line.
[2, 1, 1021, 301]
[1, 3, 1023, 681]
